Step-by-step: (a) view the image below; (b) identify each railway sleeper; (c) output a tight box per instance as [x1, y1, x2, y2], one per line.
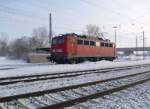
[18, 98, 44, 109]
[34, 96, 54, 106]
[57, 91, 78, 100]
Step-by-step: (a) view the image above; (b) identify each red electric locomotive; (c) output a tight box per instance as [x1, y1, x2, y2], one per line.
[50, 33, 116, 63]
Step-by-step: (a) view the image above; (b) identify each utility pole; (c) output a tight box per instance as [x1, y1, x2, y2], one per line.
[49, 13, 52, 47]
[113, 26, 118, 57]
[136, 35, 138, 56]
[142, 31, 145, 60]
[113, 26, 118, 46]
[115, 29, 116, 45]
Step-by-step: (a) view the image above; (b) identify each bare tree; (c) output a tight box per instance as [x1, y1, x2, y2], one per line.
[85, 24, 101, 37]
[31, 27, 49, 49]
[0, 33, 9, 56]
[0, 27, 49, 59]
[10, 36, 30, 58]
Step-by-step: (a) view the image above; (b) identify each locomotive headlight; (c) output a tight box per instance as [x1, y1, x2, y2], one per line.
[52, 49, 56, 52]
[57, 49, 63, 52]
[52, 49, 63, 52]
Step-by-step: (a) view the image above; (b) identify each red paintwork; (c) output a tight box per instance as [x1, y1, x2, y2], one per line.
[51, 36, 67, 56]
[51, 34, 116, 61]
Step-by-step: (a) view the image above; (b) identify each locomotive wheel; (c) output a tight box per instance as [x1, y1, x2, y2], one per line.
[69, 58, 77, 64]
[106, 57, 115, 61]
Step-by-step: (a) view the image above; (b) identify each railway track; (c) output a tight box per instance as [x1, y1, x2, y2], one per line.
[0, 69, 150, 109]
[0, 68, 15, 70]
[0, 63, 55, 71]
[0, 64, 150, 86]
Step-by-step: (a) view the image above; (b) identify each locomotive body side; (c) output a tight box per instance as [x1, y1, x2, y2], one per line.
[71, 37, 116, 61]
[50, 34, 116, 63]
[66, 36, 77, 59]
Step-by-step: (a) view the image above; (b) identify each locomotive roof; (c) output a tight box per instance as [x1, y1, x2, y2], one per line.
[54, 33, 112, 43]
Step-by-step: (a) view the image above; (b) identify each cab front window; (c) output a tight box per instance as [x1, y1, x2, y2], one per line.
[52, 39, 57, 45]
[52, 37, 64, 45]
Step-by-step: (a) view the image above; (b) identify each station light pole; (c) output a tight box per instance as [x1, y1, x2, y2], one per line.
[131, 24, 138, 57]
[113, 26, 118, 57]
[135, 35, 138, 56]
[113, 26, 118, 46]
[49, 13, 52, 47]
[142, 31, 145, 60]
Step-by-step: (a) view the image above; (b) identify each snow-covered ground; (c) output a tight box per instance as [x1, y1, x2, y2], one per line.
[68, 81, 150, 109]
[0, 57, 26, 66]
[0, 56, 150, 109]
[117, 55, 150, 61]
[0, 57, 53, 69]
[0, 66, 149, 97]
[1, 56, 150, 78]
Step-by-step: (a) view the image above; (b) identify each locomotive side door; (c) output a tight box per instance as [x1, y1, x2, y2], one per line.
[71, 37, 77, 56]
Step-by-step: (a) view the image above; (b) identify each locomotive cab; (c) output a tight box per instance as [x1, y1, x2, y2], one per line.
[51, 36, 65, 53]
[51, 35, 68, 63]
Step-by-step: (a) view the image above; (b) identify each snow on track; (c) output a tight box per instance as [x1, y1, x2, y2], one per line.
[1, 60, 150, 78]
[0, 66, 150, 98]
[1, 70, 149, 109]
[69, 80, 150, 109]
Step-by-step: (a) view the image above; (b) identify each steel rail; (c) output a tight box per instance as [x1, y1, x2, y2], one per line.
[40, 77, 150, 109]
[0, 70, 150, 103]
[0, 64, 150, 85]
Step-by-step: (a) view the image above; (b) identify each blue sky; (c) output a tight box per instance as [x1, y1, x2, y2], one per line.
[0, 0, 150, 47]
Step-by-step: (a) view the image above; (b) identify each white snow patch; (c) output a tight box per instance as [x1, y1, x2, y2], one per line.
[1, 59, 150, 78]
[74, 81, 150, 109]
[0, 57, 26, 66]
[1, 56, 150, 78]
[0, 66, 150, 97]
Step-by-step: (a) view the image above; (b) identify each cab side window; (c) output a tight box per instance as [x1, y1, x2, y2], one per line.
[101, 42, 104, 47]
[84, 40, 89, 45]
[90, 41, 95, 46]
[109, 43, 113, 47]
[105, 43, 109, 47]
[77, 40, 83, 45]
